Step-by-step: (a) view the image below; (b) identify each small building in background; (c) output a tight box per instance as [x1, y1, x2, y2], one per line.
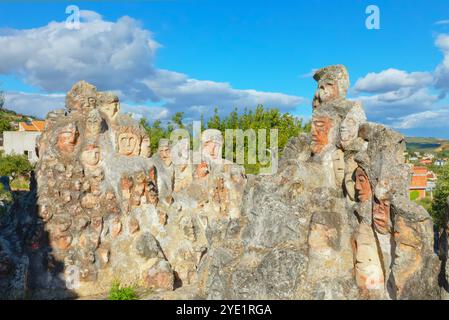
[419, 158, 432, 165]
[2, 120, 45, 163]
[410, 166, 428, 200]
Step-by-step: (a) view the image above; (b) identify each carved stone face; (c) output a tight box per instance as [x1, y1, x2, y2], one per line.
[86, 110, 102, 137]
[81, 145, 100, 168]
[344, 157, 358, 201]
[311, 116, 332, 154]
[340, 105, 366, 148]
[172, 139, 190, 166]
[201, 130, 223, 161]
[355, 167, 371, 202]
[203, 140, 222, 160]
[340, 115, 357, 144]
[158, 145, 172, 167]
[332, 149, 345, 188]
[85, 97, 97, 113]
[195, 161, 209, 179]
[140, 137, 151, 158]
[354, 223, 385, 291]
[373, 198, 391, 234]
[57, 123, 79, 154]
[118, 132, 139, 156]
[313, 80, 339, 109]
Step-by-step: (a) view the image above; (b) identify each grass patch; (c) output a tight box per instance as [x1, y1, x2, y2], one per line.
[10, 176, 30, 191]
[108, 280, 139, 300]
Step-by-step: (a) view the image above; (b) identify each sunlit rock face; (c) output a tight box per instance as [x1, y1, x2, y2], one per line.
[198, 65, 440, 300]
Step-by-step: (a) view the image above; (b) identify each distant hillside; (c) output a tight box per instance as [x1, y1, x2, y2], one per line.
[0, 108, 39, 133]
[406, 137, 449, 156]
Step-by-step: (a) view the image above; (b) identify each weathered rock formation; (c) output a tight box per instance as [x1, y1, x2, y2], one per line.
[0, 65, 442, 299]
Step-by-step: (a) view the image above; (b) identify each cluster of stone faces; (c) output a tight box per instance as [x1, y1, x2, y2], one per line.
[197, 65, 439, 300]
[28, 81, 246, 297]
[0, 65, 440, 299]
[307, 65, 415, 298]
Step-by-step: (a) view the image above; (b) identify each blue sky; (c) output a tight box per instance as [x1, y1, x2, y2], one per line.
[1, 0, 449, 138]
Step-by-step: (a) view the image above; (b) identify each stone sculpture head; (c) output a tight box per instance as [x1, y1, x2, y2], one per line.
[373, 197, 391, 234]
[56, 122, 79, 155]
[158, 139, 172, 167]
[332, 149, 345, 188]
[201, 129, 223, 161]
[117, 127, 141, 156]
[344, 156, 359, 201]
[172, 138, 190, 167]
[340, 103, 366, 149]
[86, 109, 103, 137]
[312, 65, 349, 109]
[81, 144, 101, 169]
[355, 167, 372, 202]
[98, 92, 120, 123]
[66, 81, 98, 115]
[140, 136, 151, 158]
[310, 114, 333, 155]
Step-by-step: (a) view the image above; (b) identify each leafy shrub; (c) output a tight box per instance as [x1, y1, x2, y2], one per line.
[108, 281, 138, 300]
[140, 105, 310, 174]
[430, 163, 449, 228]
[0, 154, 33, 177]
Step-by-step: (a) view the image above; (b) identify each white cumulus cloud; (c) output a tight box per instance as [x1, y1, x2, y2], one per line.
[392, 109, 449, 129]
[353, 68, 433, 94]
[0, 11, 306, 121]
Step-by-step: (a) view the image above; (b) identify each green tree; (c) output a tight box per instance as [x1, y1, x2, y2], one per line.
[171, 112, 185, 129]
[137, 105, 310, 172]
[140, 118, 170, 153]
[207, 107, 222, 130]
[430, 163, 449, 228]
[0, 118, 11, 133]
[0, 154, 33, 177]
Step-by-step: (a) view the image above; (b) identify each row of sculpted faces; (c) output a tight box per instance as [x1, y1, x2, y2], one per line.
[55, 81, 151, 160]
[153, 129, 243, 207]
[154, 129, 225, 171]
[56, 126, 153, 176]
[354, 167, 391, 235]
[53, 114, 151, 163]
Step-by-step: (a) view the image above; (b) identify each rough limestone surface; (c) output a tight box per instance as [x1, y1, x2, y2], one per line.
[0, 65, 443, 300]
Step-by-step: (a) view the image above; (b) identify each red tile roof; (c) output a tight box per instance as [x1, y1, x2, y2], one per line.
[410, 166, 427, 189]
[18, 120, 45, 132]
